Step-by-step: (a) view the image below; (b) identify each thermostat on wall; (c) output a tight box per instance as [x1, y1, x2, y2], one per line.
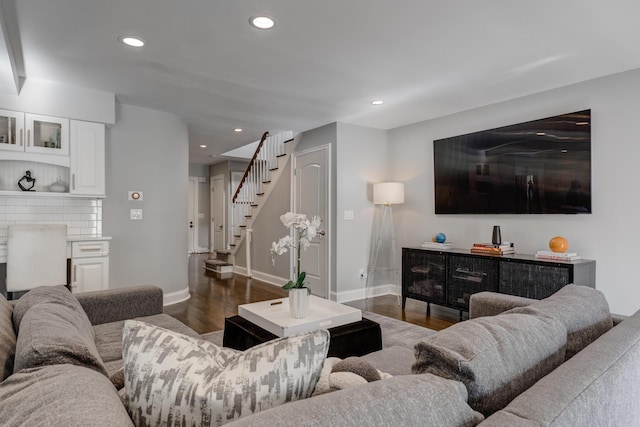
[128, 191, 143, 201]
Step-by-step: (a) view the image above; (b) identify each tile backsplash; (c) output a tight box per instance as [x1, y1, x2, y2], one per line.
[0, 195, 102, 238]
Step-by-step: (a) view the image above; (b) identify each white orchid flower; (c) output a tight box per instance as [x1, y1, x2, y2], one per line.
[271, 212, 323, 289]
[299, 237, 311, 250]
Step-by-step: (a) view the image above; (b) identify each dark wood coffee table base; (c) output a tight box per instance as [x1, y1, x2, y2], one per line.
[223, 315, 382, 358]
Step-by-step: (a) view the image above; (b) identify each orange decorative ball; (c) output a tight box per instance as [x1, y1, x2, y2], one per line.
[549, 236, 569, 253]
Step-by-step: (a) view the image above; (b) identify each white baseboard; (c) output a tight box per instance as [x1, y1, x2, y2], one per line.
[233, 267, 288, 290]
[332, 283, 398, 303]
[163, 287, 190, 306]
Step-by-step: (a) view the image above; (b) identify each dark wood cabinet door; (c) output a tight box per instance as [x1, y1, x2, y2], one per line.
[499, 261, 570, 299]
[447, 255, 499, 309]
[402, 249, 447, 305]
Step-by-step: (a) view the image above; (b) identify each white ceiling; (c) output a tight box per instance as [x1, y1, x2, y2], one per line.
[2, 0, 640, 164]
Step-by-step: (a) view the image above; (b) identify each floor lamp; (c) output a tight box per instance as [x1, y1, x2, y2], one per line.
[366, 182, 404, 303]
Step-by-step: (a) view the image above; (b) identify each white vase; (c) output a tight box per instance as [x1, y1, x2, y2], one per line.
[289, 288, 310, 318]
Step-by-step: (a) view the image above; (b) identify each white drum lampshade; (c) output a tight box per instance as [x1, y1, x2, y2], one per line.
[373, 182, 405, 205]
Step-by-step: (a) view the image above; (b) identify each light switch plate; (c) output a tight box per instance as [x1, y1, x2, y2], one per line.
[344, 210, 355, 220]
[130, 209, 143, 220]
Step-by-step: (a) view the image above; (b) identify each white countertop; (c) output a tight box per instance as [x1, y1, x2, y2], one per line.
[0, 235, 111, 263]
[0, 235, 111, 244]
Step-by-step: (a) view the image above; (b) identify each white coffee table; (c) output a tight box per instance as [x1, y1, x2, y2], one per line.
[238, 295, 362, 337]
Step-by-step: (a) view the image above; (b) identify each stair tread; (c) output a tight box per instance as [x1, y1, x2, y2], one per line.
[204, 259, 232, 267]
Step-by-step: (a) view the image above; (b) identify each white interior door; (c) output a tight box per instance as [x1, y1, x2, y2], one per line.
[292, 145, 331, 299]
[211, 174, 225, 251]
[187, 177, 197, 253]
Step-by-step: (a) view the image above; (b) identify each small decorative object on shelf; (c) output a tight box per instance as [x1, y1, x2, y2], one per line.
[432, 232, 447, 243]
[48, 180, 67, 193]
[491, 225, 502, 245]
[17, 170, 36, 191]
[422, 241, 452, 250]
[549, 236, 569, 253]
[270, 212, 322, 318]
[471, 242, 515, 255]
[535, 250, 580, 261]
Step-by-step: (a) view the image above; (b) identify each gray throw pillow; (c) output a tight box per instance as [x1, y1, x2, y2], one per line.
[0, 295, 16, 381]
[413, 312, 567, 415]
[13, 298, 107, 376]
[507, 284, 613, 359]
[123, 320, 329, 426]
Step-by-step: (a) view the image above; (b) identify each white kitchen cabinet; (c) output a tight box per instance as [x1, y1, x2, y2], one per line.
[25, 113, 69, 156]
[0, 109, 25, 152]
[70, 240, 109, 293]
[70, 120, 105, 196]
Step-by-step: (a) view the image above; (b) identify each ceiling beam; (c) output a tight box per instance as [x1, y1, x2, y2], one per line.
[0, 0, 25, 94]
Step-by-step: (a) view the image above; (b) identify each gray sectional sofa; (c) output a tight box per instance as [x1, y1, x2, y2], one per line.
[0, 284, 638, 426]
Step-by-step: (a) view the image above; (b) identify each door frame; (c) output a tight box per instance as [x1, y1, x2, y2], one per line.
[291, 144, 332, 300]
[210, 174, 225, 252]
[187, 176, 198, 254]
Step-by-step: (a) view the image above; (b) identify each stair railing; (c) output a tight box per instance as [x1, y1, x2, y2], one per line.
[230, 130, 293, 243]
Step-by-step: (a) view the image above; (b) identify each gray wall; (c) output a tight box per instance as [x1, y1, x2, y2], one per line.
[103, 104, 189, 295]
[335, 123, 388, 299]
[388, 68, 640, 316]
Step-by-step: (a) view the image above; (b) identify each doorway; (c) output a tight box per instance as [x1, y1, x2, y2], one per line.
[292, 144, 331, 299]
[187, 177, 198, 253]
[210, 174, 225, 252]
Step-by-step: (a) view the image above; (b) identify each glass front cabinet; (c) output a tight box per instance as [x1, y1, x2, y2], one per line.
[25, 113, 70, 156]
[0, 109, 69, 156]
[0, 109, 25, 152]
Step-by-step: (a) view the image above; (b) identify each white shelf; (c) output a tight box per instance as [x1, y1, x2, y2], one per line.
[0, 190, 105, 198]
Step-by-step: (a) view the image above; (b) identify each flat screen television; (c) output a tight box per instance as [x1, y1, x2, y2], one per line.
[433, 110, 591, 214]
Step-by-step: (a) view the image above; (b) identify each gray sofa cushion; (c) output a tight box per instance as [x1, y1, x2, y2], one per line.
[0, 295, 16, 381]
[0, 364, 133, 426]
[226, 373, 484, 427]
[413, 313, 567, 415]
[360, 345, 415, 376]
[93, 313, 200, 364]
[482, 309, 640, 426]
[507, 284, 613, 359]
[12, 286, 85, 333]
[14, 297, 108, 376]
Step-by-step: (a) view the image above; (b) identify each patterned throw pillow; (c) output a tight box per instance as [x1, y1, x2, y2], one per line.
[123, 320, 330, 426]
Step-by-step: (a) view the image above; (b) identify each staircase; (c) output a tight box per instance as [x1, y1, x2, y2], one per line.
[228, 130, 296, 255]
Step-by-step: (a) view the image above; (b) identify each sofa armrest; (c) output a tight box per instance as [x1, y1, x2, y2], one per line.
[612, 313, 628, 326]
[469, 292, 538, 319]
[75, 286, 163, 325]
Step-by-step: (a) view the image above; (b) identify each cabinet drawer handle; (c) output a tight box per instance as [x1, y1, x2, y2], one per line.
[79, 246, 103, 252]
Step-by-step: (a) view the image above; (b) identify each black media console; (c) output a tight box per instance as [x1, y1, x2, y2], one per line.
[402, 247, 596, 319]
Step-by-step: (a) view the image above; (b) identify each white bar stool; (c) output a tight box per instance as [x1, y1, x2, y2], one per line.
[6, 224, 67, 300]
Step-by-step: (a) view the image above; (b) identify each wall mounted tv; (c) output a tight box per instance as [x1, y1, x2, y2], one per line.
[433, 110, 591, 214]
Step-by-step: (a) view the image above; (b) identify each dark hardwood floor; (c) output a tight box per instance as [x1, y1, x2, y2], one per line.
[164, 253, 457, 334]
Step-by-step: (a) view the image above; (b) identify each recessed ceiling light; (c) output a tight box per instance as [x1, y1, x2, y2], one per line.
[536, 132, 546, 136]
[250, 16, 276, 30]
[576, 121, 589, 126]
[119, 36, 145, 47]
[234, 128, 243, 132]
[200, 145, 207, 148]
[371, 100, 384, 105]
